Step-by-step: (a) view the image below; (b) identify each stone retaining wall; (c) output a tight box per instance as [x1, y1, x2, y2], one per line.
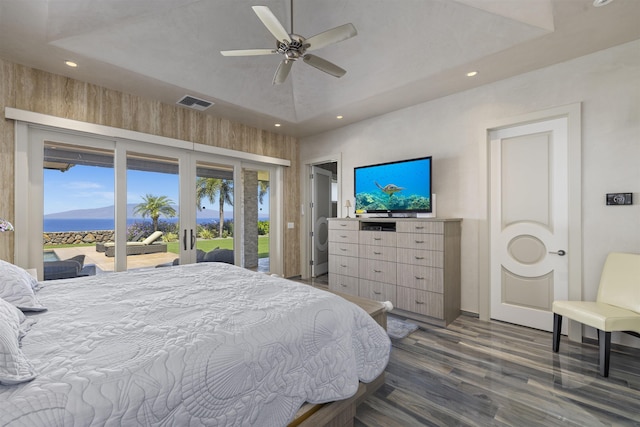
[44, 230, 114, 246]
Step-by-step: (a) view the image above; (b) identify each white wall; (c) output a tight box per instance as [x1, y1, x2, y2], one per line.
[301, 40, 640, 328]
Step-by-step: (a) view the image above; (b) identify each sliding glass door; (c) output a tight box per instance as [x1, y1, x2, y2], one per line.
[15, 120, 286, 279]
[195, 162, 236, 262]
[43, 141, 116, 275]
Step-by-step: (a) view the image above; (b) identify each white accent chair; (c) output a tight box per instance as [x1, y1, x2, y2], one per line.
[552, 252, 640, 377]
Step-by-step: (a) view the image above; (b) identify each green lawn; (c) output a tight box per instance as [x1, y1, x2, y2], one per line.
[167, 236, 270, 258]
[45, 236, 270, 258]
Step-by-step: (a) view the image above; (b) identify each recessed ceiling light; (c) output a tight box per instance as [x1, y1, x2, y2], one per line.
[593, 0, 614, 6]
[336, 115, 343, 119]
[274, 123, 281, 127]
[466, 71, 478, 77]
[64, 60, 78, 68]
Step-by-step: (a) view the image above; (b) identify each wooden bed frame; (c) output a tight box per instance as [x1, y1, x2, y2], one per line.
[289, 291, 388, 427]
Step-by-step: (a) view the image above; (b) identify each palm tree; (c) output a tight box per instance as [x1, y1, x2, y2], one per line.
[196, 178, 233, 237]
[258, 180, 269, 204]
[133, 194, 176, 231]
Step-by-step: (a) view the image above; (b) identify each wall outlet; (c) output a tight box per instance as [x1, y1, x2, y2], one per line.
[287, 222, 295, 229]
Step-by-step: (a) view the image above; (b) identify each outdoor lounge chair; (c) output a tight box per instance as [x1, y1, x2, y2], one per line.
[44, 255, 97, 280]
[103, 231, 167, 257]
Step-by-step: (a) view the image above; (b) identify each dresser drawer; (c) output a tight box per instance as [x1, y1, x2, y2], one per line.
[328, 229, 358, 244]
[329, 254, 359, 277]
[396, 287, 444, 319]
[329, 241, 359, 258]
[397, 265, 443, 292]
[396, 221, 444, 234]
[360, 244, 396, 262]
[329, 219, 359, 231]
[359, 231, 396, 247]
[359, 279, 396, 304]
[397, 248, 443, 268]
[329, 274, 359, 296]
[396, 233, 443, 250]
[359, 259, 396, 284]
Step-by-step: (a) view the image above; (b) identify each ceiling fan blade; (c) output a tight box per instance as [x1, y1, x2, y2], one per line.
[305, 23, 357, 52]
[273, 60, 294, 85]
[252, 6, 291, 43]
[220, 49, 276, 57]
[303, 54, 346, 78]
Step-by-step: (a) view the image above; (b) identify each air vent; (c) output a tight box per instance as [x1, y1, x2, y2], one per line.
[176, 95, 214, 111]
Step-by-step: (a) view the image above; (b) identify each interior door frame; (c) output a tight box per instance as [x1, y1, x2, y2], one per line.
[479, 103, 582, 342]
[311, 165, 333, 277]
[300, 153, 342, 280]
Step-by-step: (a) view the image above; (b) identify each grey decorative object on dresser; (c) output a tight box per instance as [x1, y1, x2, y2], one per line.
[328, 217, 461, 326]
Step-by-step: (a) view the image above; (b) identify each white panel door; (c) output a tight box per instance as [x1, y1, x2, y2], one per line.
[490, 118, 569, 332]
[311, 166, 332, 277]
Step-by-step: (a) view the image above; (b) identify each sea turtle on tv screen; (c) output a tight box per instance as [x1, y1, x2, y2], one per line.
[375, 181, 404, 196]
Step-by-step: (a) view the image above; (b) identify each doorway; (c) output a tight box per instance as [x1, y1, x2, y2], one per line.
[482, 104, 582, 339]
[304, 160, 338, 280]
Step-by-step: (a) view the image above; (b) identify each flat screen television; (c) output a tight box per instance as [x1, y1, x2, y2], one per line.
[354, 156, 432, 215]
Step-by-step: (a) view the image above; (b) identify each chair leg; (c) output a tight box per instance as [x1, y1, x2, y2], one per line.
[552, 313, 562, 352]
[598, 329, 611, 377]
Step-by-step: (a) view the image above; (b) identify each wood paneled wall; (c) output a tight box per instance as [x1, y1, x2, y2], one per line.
[0, 59, 301, 277]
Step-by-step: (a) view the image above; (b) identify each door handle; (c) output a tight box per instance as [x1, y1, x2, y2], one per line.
[183, 229, 188, 251]
[549, 250, 566, 256]
[190, 229, 196, 250]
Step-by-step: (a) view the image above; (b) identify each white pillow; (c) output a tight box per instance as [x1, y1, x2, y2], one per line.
[0, 297, 37, 385]
[0, 260, 46, 312]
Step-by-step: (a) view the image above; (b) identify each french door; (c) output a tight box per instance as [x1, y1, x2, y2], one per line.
[20, 129, 243, 276]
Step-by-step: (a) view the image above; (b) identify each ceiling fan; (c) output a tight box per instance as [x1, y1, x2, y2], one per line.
[220, 3, 357, 85]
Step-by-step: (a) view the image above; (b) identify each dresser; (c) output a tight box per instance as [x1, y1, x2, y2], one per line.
[328, 217, 461, 326]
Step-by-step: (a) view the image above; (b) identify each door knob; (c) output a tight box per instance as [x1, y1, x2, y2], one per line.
[549, 250, 566, 256]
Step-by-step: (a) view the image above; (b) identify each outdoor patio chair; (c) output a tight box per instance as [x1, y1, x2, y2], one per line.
[104, 231, 167, 257]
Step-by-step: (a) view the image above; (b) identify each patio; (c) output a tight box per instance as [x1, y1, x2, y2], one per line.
[50, 246, 178, 273]
[48, 245, 270, 274]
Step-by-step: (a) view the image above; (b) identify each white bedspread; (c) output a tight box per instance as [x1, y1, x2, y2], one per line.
[0, 263, 390, 426]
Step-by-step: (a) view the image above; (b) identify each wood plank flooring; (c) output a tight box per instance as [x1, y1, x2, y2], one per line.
[355, 314, 640, 427]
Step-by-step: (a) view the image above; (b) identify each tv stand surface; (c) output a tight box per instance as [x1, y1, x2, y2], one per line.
[328, 217, 462, 326]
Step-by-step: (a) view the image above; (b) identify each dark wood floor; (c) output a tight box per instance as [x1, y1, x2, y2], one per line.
[296, 275, 640, 426]
[355, 314, 640, 427]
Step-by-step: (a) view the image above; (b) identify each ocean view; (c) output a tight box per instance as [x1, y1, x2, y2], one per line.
[44, 216, 269, 233]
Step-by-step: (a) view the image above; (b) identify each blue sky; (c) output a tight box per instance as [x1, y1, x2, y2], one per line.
[43, 165, 267, 215]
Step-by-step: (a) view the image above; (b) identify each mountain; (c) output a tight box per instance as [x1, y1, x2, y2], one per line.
[44, 204, 227, 220]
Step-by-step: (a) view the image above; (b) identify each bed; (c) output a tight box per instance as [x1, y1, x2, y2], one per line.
[0, 261, 391, 427]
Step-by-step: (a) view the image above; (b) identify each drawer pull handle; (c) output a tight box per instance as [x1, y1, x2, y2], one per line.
[340, 248, 348, 251]
[415, 300, 424, 305]
[373, 291, 381, 295]
[374, 269, 382, 273]
[340, 264, 348, 268]
[415, 240, 424, 244]
[340, 235, 348, 238]
[374, 237, 382, 241]
[340, 224, 347, 227]
[373, 251, 382, 255]
[341, 284, 347, 287]
[415, 276, 425, 280]
[415, 226, 424, 230]
[415, 256, 425, 260]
